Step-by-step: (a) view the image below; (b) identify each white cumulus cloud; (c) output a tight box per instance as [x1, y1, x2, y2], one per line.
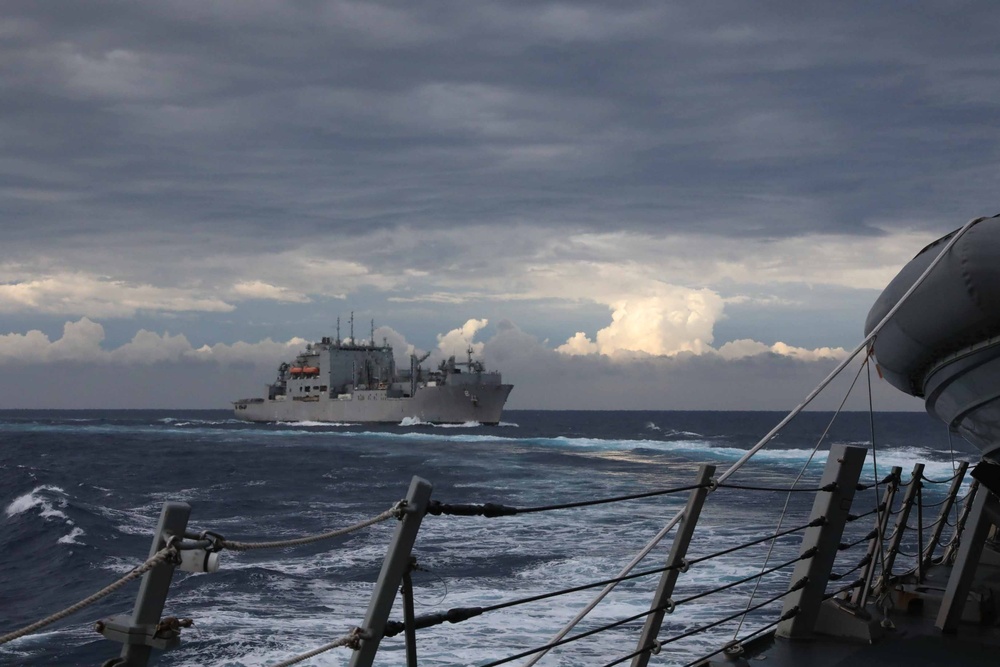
[230, 280, 311, 303]
[0, 319, 307, 366]
[436, 318, 488, 360]
[0, 273, 235, 317]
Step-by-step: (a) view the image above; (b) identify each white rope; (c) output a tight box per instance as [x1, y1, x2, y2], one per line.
[521, 215, 985, 666]
[268, 628, 363, 667]
[222, 504, 402, 551]
[0, 547, 175, 646]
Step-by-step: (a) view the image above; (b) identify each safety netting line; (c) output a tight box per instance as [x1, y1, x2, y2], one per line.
[828, 554, 872, 581]
[686, 519, 820, 566]
[893, 548, 918, 558]
[823, 578, 864, 600]
[922, 470, 966, 484]
[218, 503, 404, 551]
[905, 516, 944, 532]
[599, 578, 807, 667]
[919, 496, 956, 509]
[0, 547, 176, 646]
[715, 483, 835, 493]
[838, 529, 878, 551]
[856, 474, 897, 491]
[847, 503, 887, 522]
[266, 627, 364, 667]
[676, 607, 800, 667]
[425, 483, 711, 518]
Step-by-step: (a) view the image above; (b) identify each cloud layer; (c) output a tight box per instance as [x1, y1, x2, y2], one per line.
[2, 1, 993, 408]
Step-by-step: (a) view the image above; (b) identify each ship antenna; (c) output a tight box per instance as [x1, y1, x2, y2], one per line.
[349, 311, 354, 344]
[371, 318, 375, 348]
[336, 317, 341, 347]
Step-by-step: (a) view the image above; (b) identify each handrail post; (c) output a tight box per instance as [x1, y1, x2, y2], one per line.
[875, 463, 923, 589]
[350, 476, 433, 667]
[776, 444, 866, 639]
[941, 479, 979, 564]
[853, 466, 901, 607]
[936, 481, 999, 632]
[630, 464, 715, 667]
[99, 501, 191, 667]
[922, 462, 968, 574]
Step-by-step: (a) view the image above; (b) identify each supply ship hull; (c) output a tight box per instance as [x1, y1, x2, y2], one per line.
[233, 327, 513, 424]
[235, 383, 512, 424]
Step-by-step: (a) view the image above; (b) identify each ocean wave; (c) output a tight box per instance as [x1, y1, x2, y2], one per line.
[4, 485, 71, 522]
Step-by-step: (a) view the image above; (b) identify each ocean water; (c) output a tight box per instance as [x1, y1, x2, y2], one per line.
[0, 410, 980, 667]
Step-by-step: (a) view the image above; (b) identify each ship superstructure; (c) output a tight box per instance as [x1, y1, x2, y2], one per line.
[233, 319, 512, 424]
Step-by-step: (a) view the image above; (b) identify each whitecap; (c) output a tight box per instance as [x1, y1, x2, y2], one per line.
[58, 527, 86, 545]
[4, 485, 69, 521]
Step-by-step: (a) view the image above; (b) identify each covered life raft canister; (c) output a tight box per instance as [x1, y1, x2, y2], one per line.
[866, 214, 1000, 460]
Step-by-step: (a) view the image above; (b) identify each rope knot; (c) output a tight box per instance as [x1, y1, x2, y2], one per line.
[346, 626, 365, 650]
[391, 500, 409, 519]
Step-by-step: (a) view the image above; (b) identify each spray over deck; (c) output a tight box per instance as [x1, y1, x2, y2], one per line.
[233, 320, 513, 424]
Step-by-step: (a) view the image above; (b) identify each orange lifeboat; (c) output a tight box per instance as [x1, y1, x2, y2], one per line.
[302, 366, 320, 376]
[289, 367, 304, 375]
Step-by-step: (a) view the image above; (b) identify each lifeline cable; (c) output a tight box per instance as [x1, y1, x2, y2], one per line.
[599, 580, 806, 667]
[425, 483, 709, 517]
[731, 354, 868, 638]
[522, 216, 985, 667]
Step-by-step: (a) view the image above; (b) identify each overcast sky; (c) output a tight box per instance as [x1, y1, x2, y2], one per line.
[2, 0, 998, 411]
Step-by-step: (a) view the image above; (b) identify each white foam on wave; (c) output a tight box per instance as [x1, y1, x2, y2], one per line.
[4, 485, 70, 522]
[57, 526, 85, 545]
[276, 420, 356, 427]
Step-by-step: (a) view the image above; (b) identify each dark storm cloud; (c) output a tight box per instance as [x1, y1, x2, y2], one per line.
[3, 0, 999, 266]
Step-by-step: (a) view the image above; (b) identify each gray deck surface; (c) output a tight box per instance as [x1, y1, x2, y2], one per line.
[730, 559, 1000, 667]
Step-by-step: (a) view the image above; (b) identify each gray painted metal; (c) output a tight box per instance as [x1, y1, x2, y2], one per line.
[942, 479, 980, 565]
[922, 461, 969, 574]
[877, 463, 923, 587]
[852, 466, 901, 608]
[935, 484, 997, 632]
[107, 501, 191, 667]
[865, 214, 1000, 460]
[233, 334, 513, 424]
[630, 464, 716, 667]
[350, 477, 433, 667]
[776, 444, 867, 639]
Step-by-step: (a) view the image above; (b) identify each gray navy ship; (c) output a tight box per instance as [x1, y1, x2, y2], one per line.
[233, 320, 513, 424]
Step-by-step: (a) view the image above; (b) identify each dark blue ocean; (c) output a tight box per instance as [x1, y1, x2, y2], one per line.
[0, 410, 979, 666]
